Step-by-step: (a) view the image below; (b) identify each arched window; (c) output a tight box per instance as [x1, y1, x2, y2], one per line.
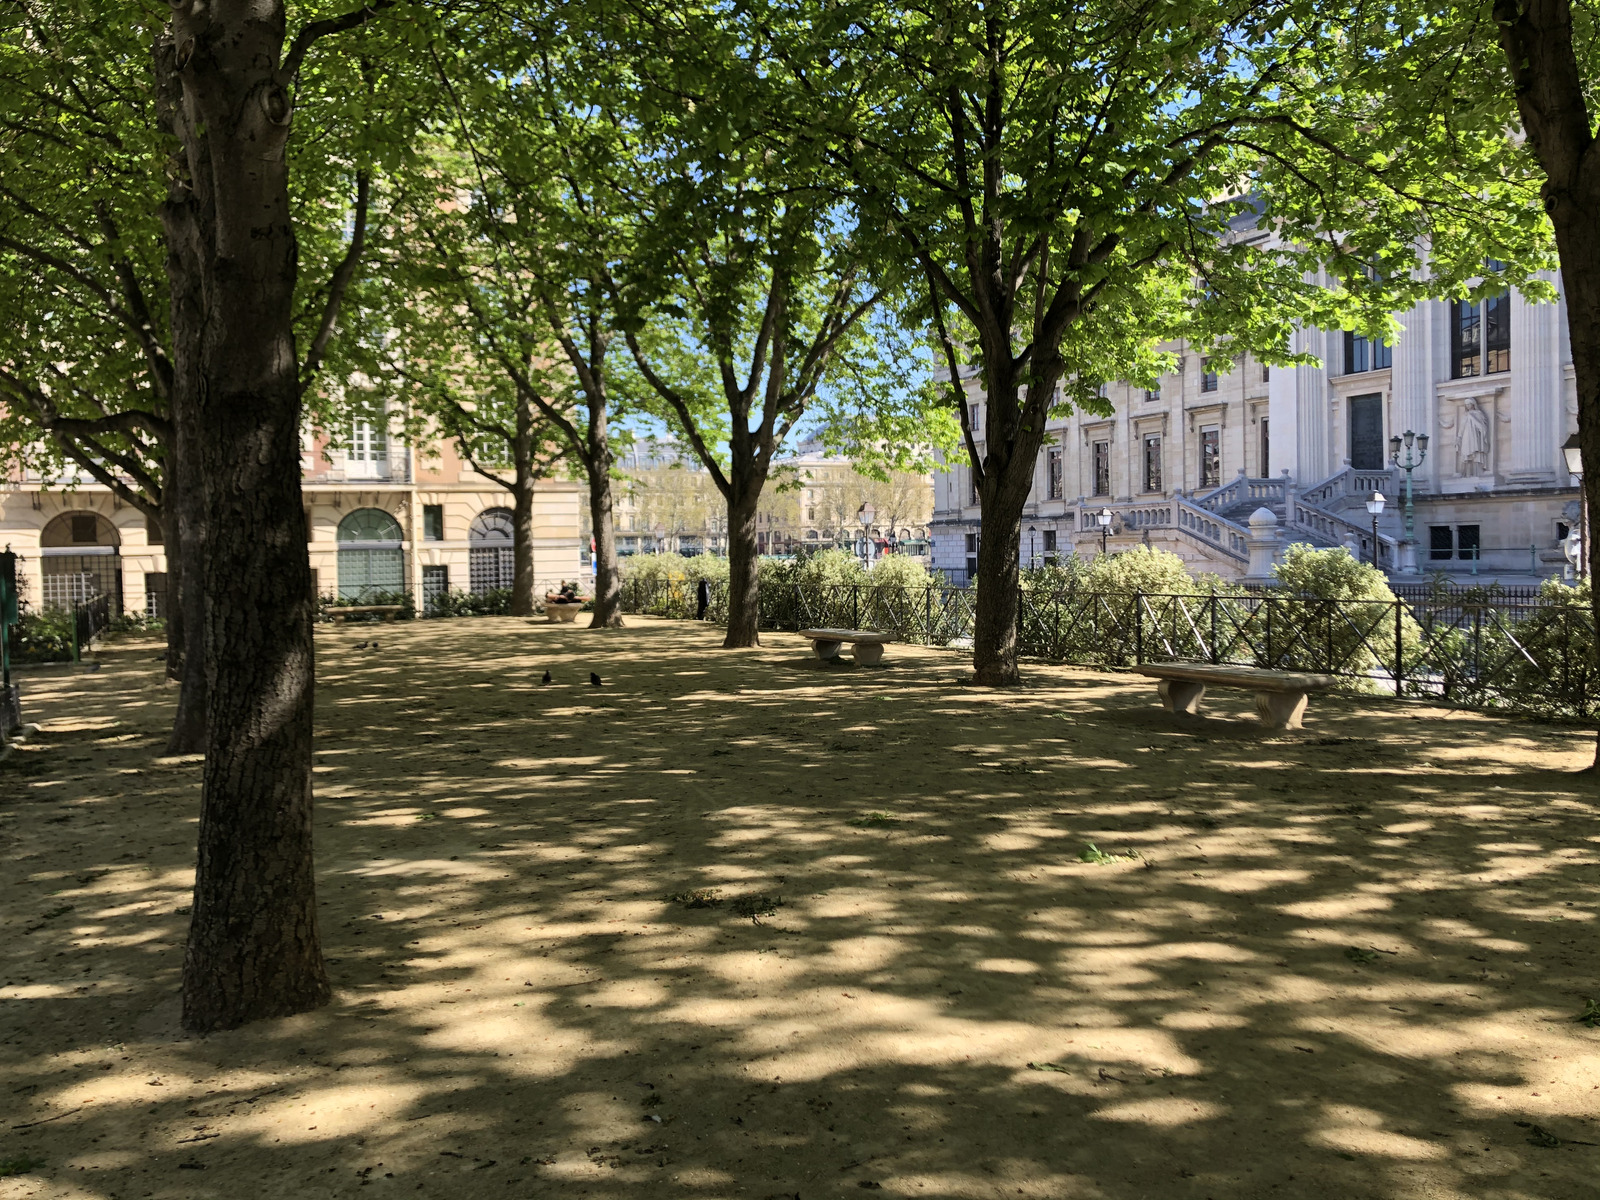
[469, 507, 515, 593]
[40, 511, 121, 610]
[336, 507, 403, 600]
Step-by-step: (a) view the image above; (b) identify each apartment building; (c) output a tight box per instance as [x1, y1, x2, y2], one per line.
[0, 414, 582, 615]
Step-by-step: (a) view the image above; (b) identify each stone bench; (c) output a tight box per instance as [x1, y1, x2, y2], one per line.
[799, 628, 895, 666]
[544, 596, 585, 623]
[1135, 662, 1339, 731]
[328, 604, 405, 623]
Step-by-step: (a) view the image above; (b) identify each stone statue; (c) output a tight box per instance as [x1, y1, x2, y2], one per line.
[1456, 397, 1492, 476]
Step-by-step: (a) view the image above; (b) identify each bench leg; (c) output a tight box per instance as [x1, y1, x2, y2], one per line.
[812, 639, 842, 661]
[1255, 690, 1309, 732]
[853, 642, 885, 666]
[1157, 678, 1205, 716]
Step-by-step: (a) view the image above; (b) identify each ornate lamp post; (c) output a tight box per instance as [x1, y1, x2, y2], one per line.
[857, 502, 876, 568]
[1388, 430, 1429, 574]
[1565, 433, 1586, 580]
[1027, 524, 1037, 569]
[1096, 507, 1114, 556]
[1365, 492, 1386, 569]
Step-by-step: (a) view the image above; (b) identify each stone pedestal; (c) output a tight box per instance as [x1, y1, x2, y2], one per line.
[1242, 507, 1282, 583]
[1397, 538, 1420, 575]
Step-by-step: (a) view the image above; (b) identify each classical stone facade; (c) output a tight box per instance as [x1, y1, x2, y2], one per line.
[931, 272, 1581, 585]
[0, 419, 582, 615]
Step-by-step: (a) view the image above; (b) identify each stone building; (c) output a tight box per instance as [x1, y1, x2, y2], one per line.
[930, 270, 1582, 585]
[0, 411, 582, 615]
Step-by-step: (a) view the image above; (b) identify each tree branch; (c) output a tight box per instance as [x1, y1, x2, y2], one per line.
[282, 2, 394, 80]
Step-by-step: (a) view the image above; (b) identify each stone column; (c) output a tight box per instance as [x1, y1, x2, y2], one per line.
[1506, 272, 1562, 484]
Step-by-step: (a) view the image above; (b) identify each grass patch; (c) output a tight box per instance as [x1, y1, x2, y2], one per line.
[1078, 843, 1138, 865]
[0, 1156, 44, 1178]
[849, 812, 901, 828]
[667, 888, 723, 909]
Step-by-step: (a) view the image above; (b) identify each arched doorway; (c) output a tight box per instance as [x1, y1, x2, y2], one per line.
[336, 508, 403, 600]
[40, 511, 122, 611]
[468, 508, 514, 593]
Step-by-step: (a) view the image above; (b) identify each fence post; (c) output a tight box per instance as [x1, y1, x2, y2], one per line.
[1264, 598, 1272, 668]
[1134, 590, 1143, 664]
[1394, 600, 1404, 697]
[925, 586, 933, 645]
[71, 602, 81, 664]
[852, 586, 859, 632]
[1209, 593, 1219, 664]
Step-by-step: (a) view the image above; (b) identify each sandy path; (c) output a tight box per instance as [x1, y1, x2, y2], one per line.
[1, 615, 1596, 1200]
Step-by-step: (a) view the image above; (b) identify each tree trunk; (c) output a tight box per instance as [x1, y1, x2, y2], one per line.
[158, 11, 330, 1033]
[723, 482, 762, 647]
[588, 465, 625, 629]
[1492, 0, 1600, 769]
[1545, 212, 1600, 772]
[161, 450, 207, 756]
[509, 402, 537, 618]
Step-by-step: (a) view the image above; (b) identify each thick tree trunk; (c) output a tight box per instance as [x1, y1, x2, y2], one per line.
[1493, 0, 1600, 769]
[588, 466, 625, 629]
[158, 12, 329, 1033]
[1546, 216, 1600, 772]
[971, 486, 1025, 685]
[723, 484, 762, 648]
[509, 405, 537, 618]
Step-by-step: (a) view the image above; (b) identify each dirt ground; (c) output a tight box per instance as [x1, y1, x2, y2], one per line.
[1, 615, 1597, 1200]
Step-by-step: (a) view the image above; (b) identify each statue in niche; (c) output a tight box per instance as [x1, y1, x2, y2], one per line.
[1447, 396, 1493, 476]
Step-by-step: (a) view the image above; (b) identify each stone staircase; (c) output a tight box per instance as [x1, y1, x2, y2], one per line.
[1191, 468, 1399, 567]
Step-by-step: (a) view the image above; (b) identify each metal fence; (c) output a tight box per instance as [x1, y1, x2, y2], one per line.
[619, 578, 1597, 720]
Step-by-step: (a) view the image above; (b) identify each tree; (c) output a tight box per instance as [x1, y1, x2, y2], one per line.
[384, 43, 642, 626]
[151, 0, 429, 1032]
[753, 0, 1550, 684]
[1479, 0, 1600, 769]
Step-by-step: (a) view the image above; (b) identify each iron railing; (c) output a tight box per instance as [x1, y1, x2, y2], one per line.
[619, 578, 1596, 720]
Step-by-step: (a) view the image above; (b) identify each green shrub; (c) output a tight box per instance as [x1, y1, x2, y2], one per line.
[106, 611, 165, 637]
[318, 590, 417, 621]
[429, 588, 510, 618]
[1260, 544, 1421, 688]
[866, 553, 932, 590]
[6, 607, 73, 662]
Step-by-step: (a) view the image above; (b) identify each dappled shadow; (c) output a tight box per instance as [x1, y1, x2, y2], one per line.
[1, 617, 1597, 1199]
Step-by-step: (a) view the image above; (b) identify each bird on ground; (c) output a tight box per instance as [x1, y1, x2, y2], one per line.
[541, 670, 552, 685]
[590, 672, 602, 686]
[368, 642, 379, 651]
[354, 641, 369, 650]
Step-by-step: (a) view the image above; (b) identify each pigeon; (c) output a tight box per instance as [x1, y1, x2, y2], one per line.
[354, 641, 369, 650]
[541, 670, 552, 685]
[590, 672, 602, 686]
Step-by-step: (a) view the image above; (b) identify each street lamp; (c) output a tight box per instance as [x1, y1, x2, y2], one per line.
[1027, 525, 1037, 570]
[1564, 433, 1586, 579]
[857, 502, 876, 568]
[1365, 491, 1386, 569]
[1096, 507, 1114, 556]
[1388, 430, 1429, 574]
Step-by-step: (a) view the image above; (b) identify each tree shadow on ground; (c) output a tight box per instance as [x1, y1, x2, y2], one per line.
[1, 617, 1596, 1200]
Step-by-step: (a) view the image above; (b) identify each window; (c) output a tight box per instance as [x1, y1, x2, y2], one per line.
[1457, 524, 1481, 562]
[1199, 426, 1221, 488]
[968, 402, 981, 431]
[351, 417, 387, 461]
[145, 514, 164, 545]
[422, 564, 449, 614]
[423, 504, 444, 541]
[969, 472, 979, 506]
[336, 508, 404, 600]
[1452, 291, 1511, 377]
[1142, 435, 1163, 493]
[1344, 331, 1392, 374]
[1429, 526, 1454, 561]
[1144, 387, 1160, 402]
[1047, 448, 1064, 499]
[1263, 363, 1270, 382]
[1091, 440, 1111, 496]
[1259, 417, 1271, 475]
[468, 507, 515, 593]
[1042, 530, 1057, 553]
[144, 572, 167, 618]
[1201, 359, 1220, 392]
[964, 532, 978, 554]
[71, 514, 98, 543]
[965, 556, 978, 579]
[1348, 393, 1385, 470]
